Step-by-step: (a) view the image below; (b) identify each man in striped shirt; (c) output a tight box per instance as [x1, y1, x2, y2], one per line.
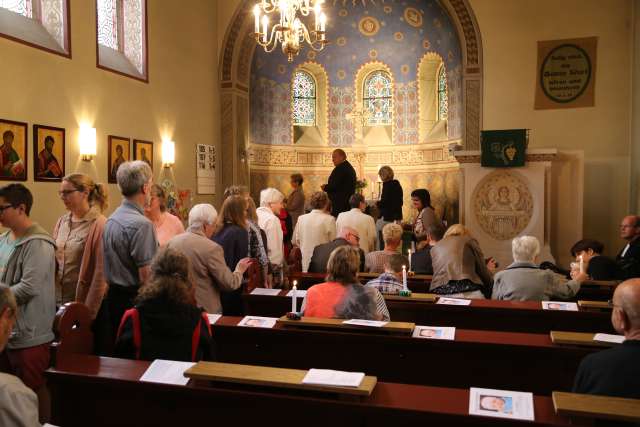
[365, 253, 409, 294]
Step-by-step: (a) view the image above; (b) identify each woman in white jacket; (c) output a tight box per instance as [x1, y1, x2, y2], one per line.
[256, 188, 285, 284]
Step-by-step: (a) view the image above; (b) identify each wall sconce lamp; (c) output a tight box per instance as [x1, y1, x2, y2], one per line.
[79, 126, 97, 161]
[162, 139, 175, 168]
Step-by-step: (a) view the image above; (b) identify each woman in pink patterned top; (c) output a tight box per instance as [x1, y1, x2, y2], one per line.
[145, 184, 185, 247]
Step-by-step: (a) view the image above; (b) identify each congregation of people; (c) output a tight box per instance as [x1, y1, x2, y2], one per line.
[0, 148, 640, 425]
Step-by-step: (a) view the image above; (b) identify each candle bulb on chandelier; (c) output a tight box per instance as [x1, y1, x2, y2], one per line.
[261, 15, 269, 43]
[319, 13, 326, 34]
[253, 4, 260, 34]
[314, 2, 321, 31]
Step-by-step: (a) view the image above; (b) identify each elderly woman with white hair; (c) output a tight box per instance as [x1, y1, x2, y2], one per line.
[256, 188, 285, 282]
[492, 235, 587, 301]
[166, 204, 252, 314]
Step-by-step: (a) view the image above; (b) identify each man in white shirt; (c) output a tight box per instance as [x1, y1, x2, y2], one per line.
[0, 283, 40, 427]
[336, 194, 377, 254]
[292, 191, 336, 272]
[256, 188, 285, 270]
[616, 215, 640, 279]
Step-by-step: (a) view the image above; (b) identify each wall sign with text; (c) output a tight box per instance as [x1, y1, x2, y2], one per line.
[535, 37, 597, 110]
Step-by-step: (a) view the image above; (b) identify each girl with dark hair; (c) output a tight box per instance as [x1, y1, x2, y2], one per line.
[114, 248, 214, 362]
[411, 188, 441, 240]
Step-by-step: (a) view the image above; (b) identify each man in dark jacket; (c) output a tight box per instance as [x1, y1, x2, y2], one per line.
[573, 278, 640, 399]
[616, 215, 640, 279]
[322, 149, 356, 217]
[308, 227, 365, 273]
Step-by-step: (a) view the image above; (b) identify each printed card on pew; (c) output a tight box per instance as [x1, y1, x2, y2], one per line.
[412, 326, 456, 340]
[436, 297, 472, 306]
[250, 288, 282, 296]
[541, 301, 578, 311]
[238, 316, 278, 328]
[469, 387, 534, 421]
[593, 333, 626, 344]
[302, 369, 365, 388]
[286, 289, 307, 298]
[207, 313, 222, 325]
[343, 319, 388, 327]
[140, 360, 196, 386]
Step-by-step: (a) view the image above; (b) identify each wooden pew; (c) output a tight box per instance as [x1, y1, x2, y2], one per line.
[241, 290, 615, 334]
[211, 316, 598, 395]
[50, 302, 94, 366]
[287, 271, 433, 293]
[552, 391, 640, 424]
[46, 353, 583, 427]
[574, 280, 618, 302]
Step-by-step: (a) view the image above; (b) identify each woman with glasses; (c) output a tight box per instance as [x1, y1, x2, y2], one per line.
[53, 174, 109, 316]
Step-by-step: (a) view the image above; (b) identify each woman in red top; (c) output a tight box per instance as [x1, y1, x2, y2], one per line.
[301, 245, 389, 320]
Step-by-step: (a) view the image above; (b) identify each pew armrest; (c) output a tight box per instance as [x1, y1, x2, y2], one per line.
[185, 361, 377, 397]
[277, 315, 415, 335]
[549, 331, 616, 348]
[552, 391, 640, 423]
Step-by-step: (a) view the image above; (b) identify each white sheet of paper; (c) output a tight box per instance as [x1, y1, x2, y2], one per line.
[237, 316, 278, 328]
[207, 313, 222, 325]
[302, 368, 365, 388]
[139, 360, 195, 386]
[250, 288, 282, 296]
[342, 319, 388, 327]
[436, 297, 472, 306]
[412, 325, 456, 340]
[469, 387, 534, 421]
[286, 289, 307, 298]
[541, 301, 578, 311]
[593, 333, 625, 344]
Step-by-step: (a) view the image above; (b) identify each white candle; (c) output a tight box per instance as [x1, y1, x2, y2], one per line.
[408, 250, 412, 272]
[291, 281, 297, 312]
[579, 255, 584, 274]
[261, 15, 269, 43]
[253, 5, 260, 34]
[402, 265, 408, 290]
[314, 3, 321, 31]
[319, 13, 326, 33]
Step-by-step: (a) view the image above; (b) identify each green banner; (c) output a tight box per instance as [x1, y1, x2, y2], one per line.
[480, 129, 527, 168]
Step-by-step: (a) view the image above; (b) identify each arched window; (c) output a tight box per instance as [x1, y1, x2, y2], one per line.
[0, 0, 70, 57]
[97, 0, 148, 82]
[363, 71, 392, 126]
[438, 65, 448, 121]
[292, 70, 316, 126]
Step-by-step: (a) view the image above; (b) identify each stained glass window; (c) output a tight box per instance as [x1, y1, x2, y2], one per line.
[363, 71, 392, 126]
[0, 0, 32, 17]
[292, 70, 316, 126]
[97, 0, 118, 49]
[438, 65, 448, 121]
[123, 0, 144, 74]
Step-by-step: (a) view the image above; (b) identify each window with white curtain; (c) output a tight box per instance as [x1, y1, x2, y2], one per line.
[96, 0, 147, 81]
[0, 0, 70, 57]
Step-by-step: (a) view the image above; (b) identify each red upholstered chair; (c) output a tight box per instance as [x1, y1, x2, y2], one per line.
[50, 302, 94, 367]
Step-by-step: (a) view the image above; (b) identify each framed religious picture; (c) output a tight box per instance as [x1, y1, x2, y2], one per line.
[0, 119, 28, 181]
[133, 139, 153, 171]
[33, 124, 65, 182]
[108, 136, 131, 184]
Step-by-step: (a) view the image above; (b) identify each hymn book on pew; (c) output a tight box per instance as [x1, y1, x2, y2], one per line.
[542, 301, 578, 311]
[286, 289, 307, 298]
[207, 314, 222, 325]
[342, 319, 388, 327]
[238, 316, 278, 328]
[469, 387, 535, 421]
[140, 360, 196, 386]
[436, 297, 472, 306]
[302, 369, 365, 388]
[593, 333, 626, 344]
[412, 326, 456, 340]
[251, 288, 282, 296]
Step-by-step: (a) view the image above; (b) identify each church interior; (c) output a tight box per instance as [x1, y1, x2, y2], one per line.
[0, 0, 639, 425]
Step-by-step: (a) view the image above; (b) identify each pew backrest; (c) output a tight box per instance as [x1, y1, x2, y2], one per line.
[50, 302, 93, 366]
[552, 391, 640, 423]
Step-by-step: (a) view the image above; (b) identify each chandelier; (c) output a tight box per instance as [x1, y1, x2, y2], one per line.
[253, 0, 328, 62]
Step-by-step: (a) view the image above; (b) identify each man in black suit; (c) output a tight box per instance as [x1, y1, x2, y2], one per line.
[322, 149, 356, 217]
[616, 215, 640, 279]
[308, 227, 365, 273]
[411, 222, 446, 275]
[572, 278, 640, 399]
